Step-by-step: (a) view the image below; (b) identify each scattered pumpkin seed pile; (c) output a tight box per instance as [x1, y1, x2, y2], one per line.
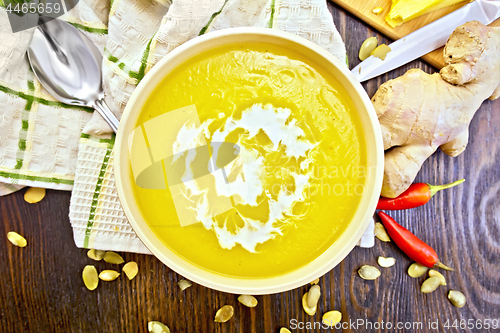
[361, 228, 467, 309]
[99, 270, 120, 282]
[103, 251, 125, 264]
[87, 249, 105, 261]
[24, 187, 46, 204]
[421, 276, 441, 294]
[148, 321, 170, 333]
[322, 310, 342, 327]
[306, 285, 321, 312]
[7, 231, 27, 247]
[214, 305, 234, 323]
[123, 261, 139, 280]
[429, 270, 447, 286]
[177, 279, 192, 291]
[238, 295, 258, 308]
[13, 184, 468, 331]
[298, 279, 343, 329]
[196, 277, 343, 332]
[5, 187, 47, 248]
[359, 37, 378, 61]
[358, 265, 381, 280]
[82, 265, 99, 291]
[408, 262, 428, 278]
[374, 222, 391, 242]
[448, 290, 466, 308]
[378, 256, 396, 268]
[82, 250, 138, 290]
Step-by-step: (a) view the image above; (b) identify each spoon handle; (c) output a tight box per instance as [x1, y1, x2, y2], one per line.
[94, 98, 120, 133]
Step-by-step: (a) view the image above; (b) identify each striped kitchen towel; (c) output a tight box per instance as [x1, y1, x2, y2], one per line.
[0, 0, 374, 253]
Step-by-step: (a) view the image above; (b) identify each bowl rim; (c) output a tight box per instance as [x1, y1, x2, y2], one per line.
[114, 27, 383, 294]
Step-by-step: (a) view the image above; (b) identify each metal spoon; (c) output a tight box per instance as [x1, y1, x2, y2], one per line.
[27, 16, 119, 133]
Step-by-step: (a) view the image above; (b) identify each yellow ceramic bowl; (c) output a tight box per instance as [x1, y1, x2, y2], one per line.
[115, 28, 383, 294]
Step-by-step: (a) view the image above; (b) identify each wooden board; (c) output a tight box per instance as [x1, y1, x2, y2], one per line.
[330, 0, 500, 68]
[1, 6, 499, 332]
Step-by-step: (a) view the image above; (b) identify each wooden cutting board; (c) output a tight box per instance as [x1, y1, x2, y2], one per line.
[331, 0, 500, 69]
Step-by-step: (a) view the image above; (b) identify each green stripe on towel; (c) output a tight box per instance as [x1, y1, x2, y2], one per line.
[66, 22, 108, 35]
[107, 52, 119, 63]
[104, 32, 156, 84]
[268, 0, 276, 28]
[81, 133, 116, 144]
[199, 0, 230, 36]
[83, 136, 115, 248]
[0, 171, 74, 185]
[0, 84, 94, 113]
[129, 34, 155, 83]
[14, 78, 35, 170]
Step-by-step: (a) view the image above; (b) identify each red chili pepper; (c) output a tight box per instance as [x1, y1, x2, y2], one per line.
[377, 211, 453, 270]
[377, 179, 465, 210]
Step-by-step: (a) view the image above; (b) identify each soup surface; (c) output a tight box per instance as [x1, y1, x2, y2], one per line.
[132, 42, 367, 277]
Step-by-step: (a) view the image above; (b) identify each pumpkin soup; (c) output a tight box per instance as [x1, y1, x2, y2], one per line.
[131, 42, 366, 278]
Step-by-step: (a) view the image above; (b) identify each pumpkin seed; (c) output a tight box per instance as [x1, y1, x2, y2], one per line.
[421, 276, 441, 293]
[238, 295, 258, 308]
[306, 285, 321, 308]
[178, 279, 192, 291]
[374, 222, 391, 242]
[214, 305, 234, 323]
[24, 187, 46, 204]
[408, 263, 428, 278]
[359, 37, 378, 61]
[322, 310, 342, 327]
[310, 278, 319, 285]
[148, 321, 171, 333]
[302, 292, 317, 315]
[82, 265, 99, 291]
[123, 261, 138, 280]
[448, 290, 466, 308]
[99, 270, 120, 281]
[370, 44, 391, 60]
[428, 270, 446, 286]
[7, 231, 27, 247]
[280, 328, 291, 333]
[378, 256, 396, 267]
[358, 265, 381, 280]
[372, 7, 383, 14]
[87, 249, 105, 261]
[103, 251, 124, 264]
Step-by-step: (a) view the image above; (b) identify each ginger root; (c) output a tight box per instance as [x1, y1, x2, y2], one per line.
[372, 21, 500, 198]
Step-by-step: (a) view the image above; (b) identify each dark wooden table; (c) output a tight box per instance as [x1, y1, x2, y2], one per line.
[1, 3, 499, 333]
